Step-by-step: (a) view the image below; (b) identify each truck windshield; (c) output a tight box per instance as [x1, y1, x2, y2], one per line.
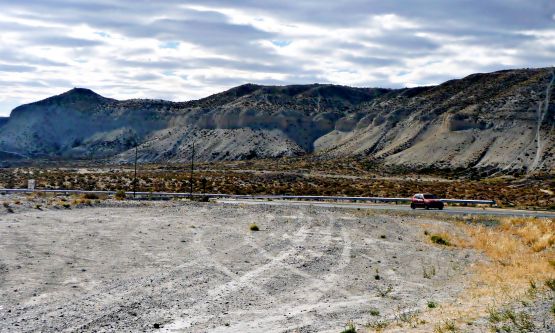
[423, 194, 437, 199]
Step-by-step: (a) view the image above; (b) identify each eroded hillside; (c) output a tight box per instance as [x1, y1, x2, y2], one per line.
[0, 68, 553, 174]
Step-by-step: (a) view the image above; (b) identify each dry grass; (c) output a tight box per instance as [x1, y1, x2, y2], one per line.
[461, 216, 555, 299]
[498, 217, 555, 252]
[401, 216, 555, 332]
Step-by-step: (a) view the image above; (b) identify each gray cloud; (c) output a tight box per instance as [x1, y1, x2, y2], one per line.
[0, 47, 68, 67]
[23, 35, 104, 47]
[0, 64, 36, 72]
[132, 73, 164, 81]
[341, 55, 401, 67]
[0, 0, 553, 117]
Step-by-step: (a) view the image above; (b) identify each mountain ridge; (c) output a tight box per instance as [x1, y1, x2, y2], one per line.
[0, 67, 553, 174]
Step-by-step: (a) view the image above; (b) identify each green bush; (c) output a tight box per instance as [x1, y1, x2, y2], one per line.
[430, 234, 450, 246]
[340, 322, 356, 333]
[114, 190, 126, 200]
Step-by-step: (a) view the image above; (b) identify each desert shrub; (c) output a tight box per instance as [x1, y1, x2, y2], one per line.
[546, 278, 555, 292]
[34, 204, 42, 210]
[4, 202, 14, 213]
[249, 223, 259, 231]
[430, 234, 451, 246]
[365, 320, 390, 331]
[114, 190, 126, 200]
[423, 265, 436, 279]
[434, 320, 458, 333]
[81, 193, 99, 200]
[370, 309, 380, 316]
[428, 301, 438, 308]
[487, 308, 534, 332]
[528, 279, 537, 290]
[340, 322, 356, 333]
[72, 199, 92, 206]
[396, 308, 422, 326]
[376, 284, 393, 297]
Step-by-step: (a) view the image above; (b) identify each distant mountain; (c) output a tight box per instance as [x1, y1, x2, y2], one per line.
[0, 68, 553, 174]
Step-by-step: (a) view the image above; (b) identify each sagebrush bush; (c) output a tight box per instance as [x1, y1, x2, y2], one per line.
[114, 190, 126, 200]
[431, 234, 450, 246]
[340, 322, 356, 333]
[81, 193, 99, 200]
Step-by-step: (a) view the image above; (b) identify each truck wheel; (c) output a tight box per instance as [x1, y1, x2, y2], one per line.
[425, 205, 429, 210]
[410, 203, 415, 209]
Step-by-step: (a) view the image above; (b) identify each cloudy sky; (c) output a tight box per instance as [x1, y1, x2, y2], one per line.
[0, 0, 554, 116]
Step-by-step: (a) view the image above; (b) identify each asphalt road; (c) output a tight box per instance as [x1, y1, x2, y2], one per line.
[217, 199, 555, 218]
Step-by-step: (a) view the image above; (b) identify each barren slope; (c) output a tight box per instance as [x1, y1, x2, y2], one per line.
[0, 68, 553, 173]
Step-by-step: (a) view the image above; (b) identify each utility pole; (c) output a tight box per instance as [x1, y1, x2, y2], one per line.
[189, 141, 195, 197]
[133, 145, 138, 198]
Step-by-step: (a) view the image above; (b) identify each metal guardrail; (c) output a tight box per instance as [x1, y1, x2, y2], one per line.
[0, 188, 496, 206]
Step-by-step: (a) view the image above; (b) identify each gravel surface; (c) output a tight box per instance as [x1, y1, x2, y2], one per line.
[0, 200, 482, 332]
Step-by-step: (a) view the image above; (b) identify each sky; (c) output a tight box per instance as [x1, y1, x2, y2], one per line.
[0, 0, 554, 116]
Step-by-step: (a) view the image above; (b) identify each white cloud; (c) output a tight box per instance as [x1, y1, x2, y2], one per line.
[0, 0, 554, 116]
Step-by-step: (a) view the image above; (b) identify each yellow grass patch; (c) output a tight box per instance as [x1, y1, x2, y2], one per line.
[462, 217, 555, 299]
[400, 217, 555, 332]
[498, 217, 555, 252]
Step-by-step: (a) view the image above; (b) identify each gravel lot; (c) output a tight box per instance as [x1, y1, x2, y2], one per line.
[0, 200, 481, 332]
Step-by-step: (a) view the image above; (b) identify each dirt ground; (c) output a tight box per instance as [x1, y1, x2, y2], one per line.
[0, 199, 550, 332]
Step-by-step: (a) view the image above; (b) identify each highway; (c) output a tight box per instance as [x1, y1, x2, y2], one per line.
[217, 198, 555, 218]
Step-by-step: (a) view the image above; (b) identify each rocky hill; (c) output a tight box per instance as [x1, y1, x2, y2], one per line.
[0, 68, 553, 174]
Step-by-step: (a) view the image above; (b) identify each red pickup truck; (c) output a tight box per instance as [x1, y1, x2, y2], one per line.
[410, 193, 444, 210]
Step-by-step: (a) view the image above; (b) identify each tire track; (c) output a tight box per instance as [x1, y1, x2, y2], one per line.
[162, 222, 311, 331]
[243, 214, 354, 299]
[192, 228, 276, 302]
